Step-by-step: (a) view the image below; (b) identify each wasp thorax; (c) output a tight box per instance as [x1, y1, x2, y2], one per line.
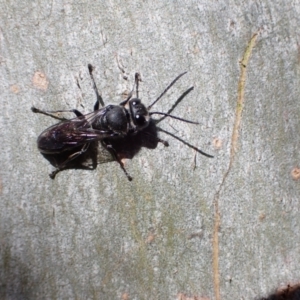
[105, 105, 128, 133]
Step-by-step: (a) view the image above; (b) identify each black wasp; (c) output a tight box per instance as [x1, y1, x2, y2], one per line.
[31, 64, 213, 181]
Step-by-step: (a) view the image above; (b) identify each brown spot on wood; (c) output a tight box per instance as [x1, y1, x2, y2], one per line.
[121, 292, 129, 300]
[145, 227, 156, 244]
[145, 232, 155, 244]
[291, 167, 300, 180]
[10, 84, 20, 93]
[32, 71, 49, 91]
[259, 213, 266, 221]
[212, 138, 222, 149]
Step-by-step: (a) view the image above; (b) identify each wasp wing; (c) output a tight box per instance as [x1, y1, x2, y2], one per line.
[37, 108, 117, 154]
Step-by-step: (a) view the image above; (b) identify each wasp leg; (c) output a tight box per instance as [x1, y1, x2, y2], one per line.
[119, 73, 141, 106]
[31, 107, 83, 120]
[102, 140, 133, 181]
[49, 143, 90, 179]
[88, 64, 105, 110]
[134, 73, 141, 99]
[156, 137, 169, 147]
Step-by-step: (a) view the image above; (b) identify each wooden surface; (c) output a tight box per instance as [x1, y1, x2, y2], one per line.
[0, 1, 300, 299]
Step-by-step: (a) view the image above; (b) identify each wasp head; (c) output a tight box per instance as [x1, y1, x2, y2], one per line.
[128, 98, 150, 132]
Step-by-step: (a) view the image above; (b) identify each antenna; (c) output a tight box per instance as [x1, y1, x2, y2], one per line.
[147, 72, 187, 110]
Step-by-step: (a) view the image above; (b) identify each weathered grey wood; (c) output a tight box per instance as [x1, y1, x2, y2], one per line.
[1, 1, 300, 299]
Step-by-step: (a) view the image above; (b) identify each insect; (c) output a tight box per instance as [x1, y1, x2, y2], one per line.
[32, 64, 213, 180]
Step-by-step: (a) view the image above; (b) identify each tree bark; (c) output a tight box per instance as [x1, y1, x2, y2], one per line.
[0, 1, 299, 299]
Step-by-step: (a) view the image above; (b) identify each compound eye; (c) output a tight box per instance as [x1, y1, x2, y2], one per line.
[135, 114, 146, 126]
[132, 100, 140, 106]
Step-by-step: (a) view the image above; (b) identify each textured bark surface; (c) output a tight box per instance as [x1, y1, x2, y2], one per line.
[1, 1, 300, 299]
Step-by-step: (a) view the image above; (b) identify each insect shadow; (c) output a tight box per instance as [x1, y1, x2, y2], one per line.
[32, 65, 213, 181]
